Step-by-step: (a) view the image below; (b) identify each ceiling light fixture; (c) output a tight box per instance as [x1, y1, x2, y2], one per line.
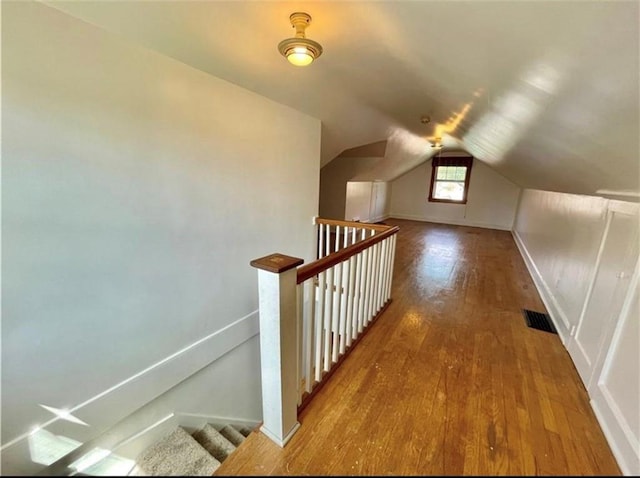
[278, 12, 323, 67]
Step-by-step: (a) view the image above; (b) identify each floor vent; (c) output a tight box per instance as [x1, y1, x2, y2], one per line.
[522, 309, 557, 334]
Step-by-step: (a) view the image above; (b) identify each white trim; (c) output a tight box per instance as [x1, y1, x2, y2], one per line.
[260, 421, 300, 448]
[607, 199, 639, 215]
[590, 257, 640, 392]
[114, 414, 176, 451]
[572, 209, 613, 344]
[390, 212, 512, 231]
[598, 260, 640, 388]
[591, 396, 640, 476]
[587, 266, 640, 476]
[175, 413, 259, 432]
[511, 230, 570, 343]
[599, 385, 639, 456]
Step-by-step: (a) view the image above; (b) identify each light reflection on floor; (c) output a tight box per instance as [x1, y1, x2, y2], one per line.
[417, 230, 464, 298]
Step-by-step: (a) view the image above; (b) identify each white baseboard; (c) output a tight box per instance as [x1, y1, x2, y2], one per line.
[176, 413, 259, 433]
[389, 213, 512, 231]
[510, 230, 570, 343]
[591, 391, 640, 476]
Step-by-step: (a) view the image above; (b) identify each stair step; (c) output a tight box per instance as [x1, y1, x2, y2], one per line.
[191, 424, 236, 463]
[135, 427, 220, 476]
[235, 425, 254, 437]
[218, 425, 245, 447]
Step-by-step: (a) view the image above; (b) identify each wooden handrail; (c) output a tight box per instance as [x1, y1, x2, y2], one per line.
[315, 217, 391, 232]
[297, 225, 399, 284]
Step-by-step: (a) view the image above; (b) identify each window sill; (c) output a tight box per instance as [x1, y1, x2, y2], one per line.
[428, 198, 468, 204]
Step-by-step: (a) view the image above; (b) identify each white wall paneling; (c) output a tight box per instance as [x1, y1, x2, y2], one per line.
[513, 189, 640, 475]
[590, 271, 640, 476]
[568, 201, 639, 389]
[512, 190, 609, 338]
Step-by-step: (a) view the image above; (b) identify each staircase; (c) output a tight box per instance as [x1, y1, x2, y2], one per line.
[129, 422, 253, 476]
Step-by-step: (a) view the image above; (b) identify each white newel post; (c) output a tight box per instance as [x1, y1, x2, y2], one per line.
[250, 253, 304, 447]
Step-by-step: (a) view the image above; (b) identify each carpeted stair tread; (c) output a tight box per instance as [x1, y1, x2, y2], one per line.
[219, 425, 245, 446]
[191, 424, 236, 463]
[236, 425, 254, 437]
[135, 426, 220, 476]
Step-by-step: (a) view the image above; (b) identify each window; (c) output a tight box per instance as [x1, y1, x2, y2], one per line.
[428, 156, 473, 204]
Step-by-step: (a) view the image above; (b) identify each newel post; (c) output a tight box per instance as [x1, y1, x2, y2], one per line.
[250, 253, 304, 447]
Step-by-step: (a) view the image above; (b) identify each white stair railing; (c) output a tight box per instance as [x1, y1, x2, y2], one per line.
[250, 218, 398, 448]
[315, 218, 389, 259]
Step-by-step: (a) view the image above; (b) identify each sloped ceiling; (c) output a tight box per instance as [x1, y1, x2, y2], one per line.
[44, 1, 639, 198]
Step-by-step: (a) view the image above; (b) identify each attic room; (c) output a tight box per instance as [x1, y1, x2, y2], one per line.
[2, 0, 638, 476]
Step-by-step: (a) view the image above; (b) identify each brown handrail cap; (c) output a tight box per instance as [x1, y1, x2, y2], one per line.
[250, 253, 304, 273]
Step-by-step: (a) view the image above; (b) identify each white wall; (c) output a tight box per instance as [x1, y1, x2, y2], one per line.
[350, 128, 433, 182]
[512, 190, 609, 340]
[512, 189, 640, 475]
[319, 157, 382, 219]
[389, 158, 521, 230]
[1, 1, 320, 473]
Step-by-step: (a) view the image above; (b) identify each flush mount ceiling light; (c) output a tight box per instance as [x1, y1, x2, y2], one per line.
[277, 12, 323, 67]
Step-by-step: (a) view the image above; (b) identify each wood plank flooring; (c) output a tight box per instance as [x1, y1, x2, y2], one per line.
[216, 219, 621, 476]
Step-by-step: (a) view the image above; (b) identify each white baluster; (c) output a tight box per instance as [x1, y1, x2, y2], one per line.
[381, 237, 390, 305]
[323, 266, 333, 371]
[363, 245, 373, 327]
[335, 226, 340, 253]
[304, 278, 315, 394]
[357, 249, 367, 334]
[372, 241, 380, 315]
[369, 242, 379, 319]
[353, 251, 363, 338]
[331, 262, 342, 363]
[339, 259, 350, 354]
[296, 283, 303, 406]
[315, 271, 326, 382]
[325, 223, 331, 258]
[387, 234, 397, 299]
[367, 241, 376, 321]
[345, 255, 357, 348]
[318, 223, 324, 259]
[385, 236, 394, 301]
[375, 239, 383, 313]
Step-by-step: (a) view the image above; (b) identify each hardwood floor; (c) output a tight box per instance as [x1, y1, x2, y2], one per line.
[216, 219, 621, 476]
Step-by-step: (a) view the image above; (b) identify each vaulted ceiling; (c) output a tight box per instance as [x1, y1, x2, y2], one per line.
[46, 1, 639, 199]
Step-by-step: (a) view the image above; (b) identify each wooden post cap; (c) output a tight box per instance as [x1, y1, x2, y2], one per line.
[250, 253, 304, 273]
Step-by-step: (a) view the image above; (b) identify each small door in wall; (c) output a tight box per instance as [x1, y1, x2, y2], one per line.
[370, 181, 388, 223]
[568, 201, 639, 390]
